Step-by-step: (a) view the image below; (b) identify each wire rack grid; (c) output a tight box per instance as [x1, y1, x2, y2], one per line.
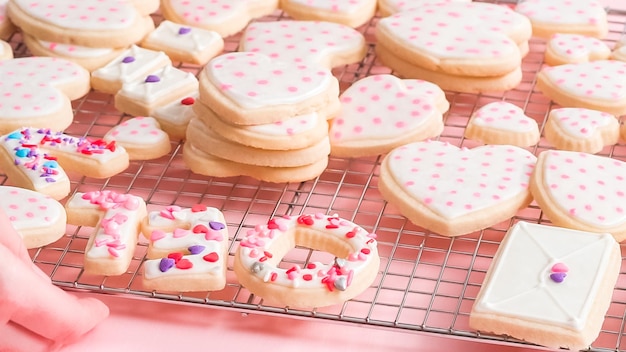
[2, 1, 626, 351]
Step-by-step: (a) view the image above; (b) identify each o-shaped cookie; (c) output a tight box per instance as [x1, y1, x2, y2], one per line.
[234, 213, 379, 308]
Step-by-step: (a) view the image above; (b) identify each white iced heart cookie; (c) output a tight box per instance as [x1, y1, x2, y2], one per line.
[464, 101, 540, 147]
[536, 60, 626, 116]
[515, 0, 608, 39]
[280, 0, 377, 28]
[378, 0, 471, 17]
[329, 74, 449, 157]
[239, 20, 366, 69]
[530, 150, 626, 241]
[199, 52, 339, 125]
[379, 140, 537, 237]
[104, 116, 171, 160]
[545, 33, 611, 66]
[544, 108, 619, 154]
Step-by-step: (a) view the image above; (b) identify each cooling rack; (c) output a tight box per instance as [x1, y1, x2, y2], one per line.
[2, 1, 626, 351]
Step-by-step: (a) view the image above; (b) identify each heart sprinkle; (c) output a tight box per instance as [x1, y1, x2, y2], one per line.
[549, 262, 569, 283]
[122, 56, 135, 64]
[178, 27, 192, 35]
[145, 75, 160, 83]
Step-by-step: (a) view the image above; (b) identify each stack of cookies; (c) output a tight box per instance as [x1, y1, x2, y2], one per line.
[184, 52, 340, 183]
[7, 0, 158, 71]
[375, 2, 532, 93]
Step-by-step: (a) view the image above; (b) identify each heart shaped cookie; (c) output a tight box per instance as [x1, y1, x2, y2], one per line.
[530, 150, 626, 241]
[104, 116, 171, 160]
[464, 101, 540, 147]
[536, 60, 626, 116]
[280, 0, 377, 28]
[199, 52, 339, 125]
[543, 108, 619, 154]
[239, 20, 366, 69]
[544, 33, 611, 66]
[378, 0, 471, 17]
[329, 74, 449, 157]
[379, 140, 537, 236]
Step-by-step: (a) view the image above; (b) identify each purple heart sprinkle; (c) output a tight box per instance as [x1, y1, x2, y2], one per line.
[159, 258, 175, 272]
[45, 177, 56, 183]
[145, 75, 160, 83]
[178, 27, 192, 35]
[188, 245, 206, 255]
[209, 221, 225, 230]
[122, 56, 135, 63]
[550, 272, 567, 283]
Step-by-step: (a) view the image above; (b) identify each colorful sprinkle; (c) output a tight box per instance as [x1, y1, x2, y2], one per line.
[178, 27, 192, 35]
[203, 252, 219, 263]
[159, 257, 175, 272]
[122, 56, 135, 63]
[188, 245, 205, 255]
[145, 75, 160, 83]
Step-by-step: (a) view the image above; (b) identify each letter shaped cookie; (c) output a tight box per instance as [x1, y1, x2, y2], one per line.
[65, 191, 147, 276]
[0, 57, 90, 134]
[141, 204, 229, 292]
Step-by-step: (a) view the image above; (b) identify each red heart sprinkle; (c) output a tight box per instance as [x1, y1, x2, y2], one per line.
[297, 215, 314, 226]
[302, 274, 313, 281]
[181, 97, 195, 105]
[191, 204, 207, 212]
[167, 252, 183, 262]
[267, 219, 279, 229]
[306, 263, 316, 269]
[192, 224, 208, 234]
[203, 252, 219, 262]
[175, 258, 193, 269]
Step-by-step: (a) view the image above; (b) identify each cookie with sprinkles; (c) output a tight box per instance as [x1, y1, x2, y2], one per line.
[152, 93, 198, 141]
[543, 108, 619, 154]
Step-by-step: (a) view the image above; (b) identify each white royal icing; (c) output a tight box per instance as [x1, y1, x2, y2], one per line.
[471, 102, 538, 133]
[0, 186, 64, 231]
[105, 116, 169, 146]
[516, 0, 606, 27]
[153, 93, 198, 128]
[330, 74, 444, 142]
[541, 60, 626, 101]
[205, 52, 333, 109]
[118, 65, 198, 103]
[387, 141, 536, 219]
[91, 45, 171, 85]
[377, 2, 527, 59]
[146, 20, 222, 53]
[548, 33, 610, 61]
[550, 107, 615, 138]
[38, 39, 114, 58]
[474, 221, 617, 331]
[542, 150, 626, 228]
[240, 20, 364, 67]
[13, 0, 140, 30]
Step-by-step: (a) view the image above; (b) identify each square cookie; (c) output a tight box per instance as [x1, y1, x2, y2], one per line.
[470, 221, 620, 350]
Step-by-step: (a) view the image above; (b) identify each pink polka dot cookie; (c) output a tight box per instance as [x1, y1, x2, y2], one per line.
[140, 204, 229, 292]
[515, 0, 608, 39]
[378, 140, 537, 237]
[375, 2, 532, 78]
[377, 0, 471, 17]
[0, 185, 66, 248]
[329, 74, 449, 158]
[464, 102, 540, 148]
[0, 56, 90, 135]
[239, 20, 366, 69]
[7, 0, 155, 48]
[530, 150, 626, 241]
[199, 52, 339, 125]
[104, 117, 171, 160]
[280, 0, 377, 28]
[0, 0, 15, 40]
[160, 0, 279, 38]
[544, 108, 619, 154]
[544, 33, 611, 66]
[536, 60, 626, 116]
[65, 190, 147, 276]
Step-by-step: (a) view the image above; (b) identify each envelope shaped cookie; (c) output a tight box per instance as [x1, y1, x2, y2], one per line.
[471, 221, 620, 350]
[378, 140, 537, 236]
[530, 150, 626, 241]
[464, 101, 539, 147]
[375, 2, 532, 77]
[239, 20, 366, 69]
[329, 74, 448, 157]
[280, 0, 377, 28]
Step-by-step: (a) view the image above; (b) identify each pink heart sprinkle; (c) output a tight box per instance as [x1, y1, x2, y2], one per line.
[150, 230, 166, 241]
[551, 262, 569, 273]
[173, 228, 189, 238]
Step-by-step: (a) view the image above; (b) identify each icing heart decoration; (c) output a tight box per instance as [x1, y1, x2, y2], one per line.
[204, 52, 333, 109]
[468, 102, 538, 133]
[547, 33, 611, 63]
[385, 140, 537, 220]
[549, 262, 569, 283]
[240, 20, 365, 69]
[330, 74, 446, 155]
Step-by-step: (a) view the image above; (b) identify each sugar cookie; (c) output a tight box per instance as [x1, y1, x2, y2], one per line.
[91, 45, 172, 95]
[104, 117, 171, 160]
[329, 74, 449, 157]
[152, 94, 198, 141]
[234, 213, 379, 307]
[515, 0, 608, 39]
[160, 0, 279, 38]
[0, 0, 15, 40]
[544, 108, 619, 154]
[536, 60, 626, 116]
[0, 38, 12, 60]
[199, 52, 339, 125]
[280, 0, 377, 28]
[471, 221, 620, 350]
[530, 150, 626, 242]
[544, 33, 611, 66]
[0, 56, 90, 134]
[0, 185, 66, 248]
[66, 190, 147, 276]
[239, 20, 366, 69]
[141, 204, 229, 292]
[140, 20, 224, 65]
[464, 102, 540, 148]
[377, 0, 471, 17]
[378, 140, 537, 237]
